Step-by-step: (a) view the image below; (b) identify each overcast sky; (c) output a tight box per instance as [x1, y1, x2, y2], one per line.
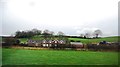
[1, 0, 119, 36]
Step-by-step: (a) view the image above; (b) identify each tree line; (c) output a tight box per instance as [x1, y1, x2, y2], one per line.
[15, 28, 102, 38]
[15, 29, 65, 38]
[15, 29, 41, 38]
[80, 29, 102, 38]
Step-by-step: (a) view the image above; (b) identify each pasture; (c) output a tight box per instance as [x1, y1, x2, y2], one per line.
[2, 48, 118, 65]
[68, 36, 119, 44]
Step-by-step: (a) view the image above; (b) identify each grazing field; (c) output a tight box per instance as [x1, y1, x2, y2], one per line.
[68, 36, 119, 44]
[2, 48, 118, 65]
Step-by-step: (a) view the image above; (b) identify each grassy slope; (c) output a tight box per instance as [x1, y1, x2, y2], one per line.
[68, 36, 119, 44]
[19, 38, 28, 43]
[19, 36, 119, 44]
[2, 48, 118, 65]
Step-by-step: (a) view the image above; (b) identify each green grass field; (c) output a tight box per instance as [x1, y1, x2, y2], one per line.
[2, 48, 118, 65]
[68, 36, 119, 44]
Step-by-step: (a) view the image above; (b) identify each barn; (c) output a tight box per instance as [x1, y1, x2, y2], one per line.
[27, 40, 42, 47]
[70, 42, 84, 50]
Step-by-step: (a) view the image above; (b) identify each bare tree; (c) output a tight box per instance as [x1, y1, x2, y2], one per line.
[43, 29, 49, 34]
[49, 31, 54, 39]
[85, 33, 90, 38]
[49, 31, 54, 35]
[57, 31, 65, 40]
[32, 28, 41, 35]
[93, 29, 102, 38]
[80, 34, 84, 38]
[57, 31, 64, 36]
[42, 29, 50, 39]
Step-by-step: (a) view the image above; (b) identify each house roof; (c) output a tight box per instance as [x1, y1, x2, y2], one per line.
[27, 39, 67, 44]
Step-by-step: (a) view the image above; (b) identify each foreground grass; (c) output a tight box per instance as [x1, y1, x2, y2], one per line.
[2, 48, 118, 65]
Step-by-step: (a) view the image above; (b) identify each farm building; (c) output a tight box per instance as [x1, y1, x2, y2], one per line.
[27, 40, 42, 47]
[27, 39, 66, 48]
[70, 42, 84, 49]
